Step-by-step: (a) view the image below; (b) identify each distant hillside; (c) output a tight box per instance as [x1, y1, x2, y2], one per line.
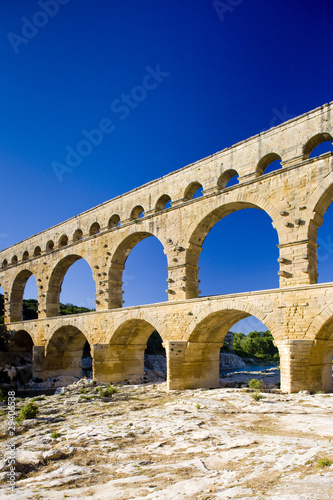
[0, 293, 94, 324]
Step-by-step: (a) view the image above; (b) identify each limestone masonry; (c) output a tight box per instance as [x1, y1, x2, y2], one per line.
[1, 103, 333, 392]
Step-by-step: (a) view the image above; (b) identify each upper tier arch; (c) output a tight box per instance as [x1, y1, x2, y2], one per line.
[46, 254, 96, 317]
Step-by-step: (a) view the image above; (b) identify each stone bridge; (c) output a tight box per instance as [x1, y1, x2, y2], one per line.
[1, 102, 333, 392]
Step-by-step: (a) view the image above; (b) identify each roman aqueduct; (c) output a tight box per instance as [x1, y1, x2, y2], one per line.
[1, 103, 333, 392]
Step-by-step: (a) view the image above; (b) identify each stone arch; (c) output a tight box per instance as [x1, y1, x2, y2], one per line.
[155, 194, 171, 212]
[183, 197, 280, 298]
[187, 301, 277, 343]
[2, 259, 8, 269]
[46, 254, 95, 317]
[8, 329, 34, 353]
[184, 181, 203, 201]
[130, 205, 144, 220]
[10, 269, 37, 322]
[187, 196, 279, 249]
[73, 229, 83, 242]
[108, 231, 166, 308]
[44, 325, 91, 379]
[108, 214, 120, 229]
[46, 240, 54, 253]
[111, 318, 159, 345]
[89, 222, 100, 235]
[11, 255, 18, 265]
[256, 153, 282, 176]
[59, 234, 68, 247]
[304, 173, 333, 282]
[303, 132, 333, 159]
[169, 303, 277, 390]
[22, 251, 29, 262]
[307, 302, 333, 341]
[33, 246, 41, 257]
[302, 305, 333, 392]
[308, 173, 333, 226]
[104, 317, 165, 383]
[217, 169, 239, 189]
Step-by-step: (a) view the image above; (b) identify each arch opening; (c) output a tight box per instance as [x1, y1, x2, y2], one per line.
[46, 240, 54, 253]
[186, 309, 279, 389]
[307, 316, 333, 392]
[197, 206, 279, 296]
[59, 235, 68, 247]
[45, 326, 91, 380]
[155, 194, 172, 212]
[82, 340, 92, 377]
[108, 319, 166, 384]
[10, 271, 38, 322]
[22, 251, 29, 262]
[218, 169, 239, 189]
[309, 141, 333, 159]
[73, 229, 83, 242]
[257, 153, 282, 176]
[184, 181, 203, 201]
[46, 255, 95, 317]
[304, 133, 333, 159]
[108, 214, 121, 229]
[144, 331, 166, 382]
[11, 256, 18, 265]
[130, 205, 144, 220]
[317, 202, 333, 283]
[34, 246, 41, 257]
[109, 232, 167, 308]
[8, 330, 33, 353]
[23, 274, 38, 321]
[6, 330, 34, 386]
[89, 222, 100, 236]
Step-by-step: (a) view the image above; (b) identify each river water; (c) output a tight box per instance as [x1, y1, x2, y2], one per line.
[220, 361, 279, 375]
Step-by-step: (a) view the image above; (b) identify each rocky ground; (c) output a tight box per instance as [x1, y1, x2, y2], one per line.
[0, 374, 332, 500]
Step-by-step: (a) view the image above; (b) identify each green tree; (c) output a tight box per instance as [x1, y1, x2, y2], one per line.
[233, 330, 278, 360]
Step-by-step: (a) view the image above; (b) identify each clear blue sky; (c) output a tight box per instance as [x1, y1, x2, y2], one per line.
[1, 0, 333, 334]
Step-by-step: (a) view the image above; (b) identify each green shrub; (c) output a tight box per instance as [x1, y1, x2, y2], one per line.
[251, 392, 264, 401]
[317, 458, 333, 468]
[0, 390, 6, 403]
[196, 403, 201, 409]
[50, 431, 61, 439]
[248, 379, 263, 390]
[98, 385, 118, 398]
[32, 396, 45, 402]
[17, 401, 38, 421]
